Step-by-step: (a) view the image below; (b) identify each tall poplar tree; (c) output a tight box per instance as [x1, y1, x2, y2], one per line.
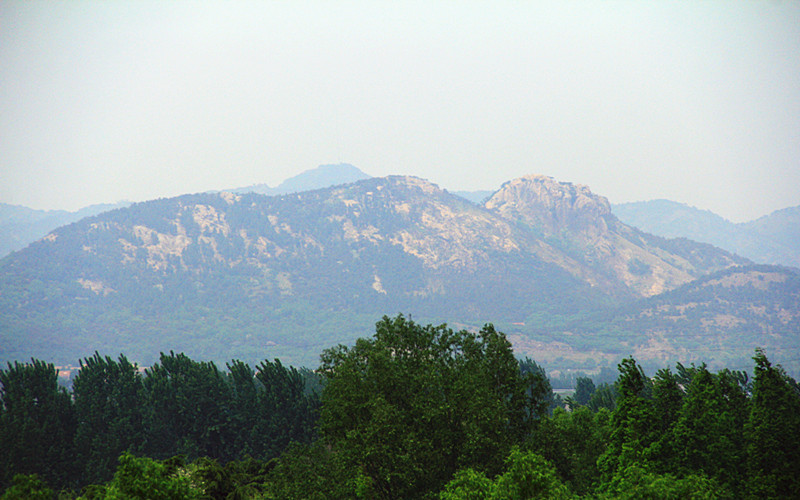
[0, 360, 76, 490]
[745, 349, 800, 497]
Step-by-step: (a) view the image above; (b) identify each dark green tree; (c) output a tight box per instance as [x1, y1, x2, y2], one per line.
[224, 359, 261, 458]
[252, 358, 319, 459]
[529, 406, 611, 495]
[587, 382, 616, 412]
[72, 353, 145, 485]
[643, 367, 684, 473]
[318, 315, 540, 499]
[518, 357, 555, 416]
[141, 352, 233, 461]
[0, 359, 76, 490]
[573, 377, 596, 407]
[745, 348, 800, 498]
[672, 366, 747, 493]
[264, 441, 360, 499]
[189, 456, 271, 500]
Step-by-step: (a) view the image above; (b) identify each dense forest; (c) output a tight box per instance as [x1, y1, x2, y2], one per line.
[2, 315, 799, 499]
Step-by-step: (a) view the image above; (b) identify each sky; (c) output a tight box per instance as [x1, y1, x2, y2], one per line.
[1, 1, 798, 222]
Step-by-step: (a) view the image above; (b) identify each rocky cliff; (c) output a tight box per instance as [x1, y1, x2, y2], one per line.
[483, 175, 747, 297]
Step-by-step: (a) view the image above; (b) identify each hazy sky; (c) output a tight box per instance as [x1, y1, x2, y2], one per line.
[2, 1, 798, 222]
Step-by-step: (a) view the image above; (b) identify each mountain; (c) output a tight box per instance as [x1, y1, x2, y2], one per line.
[741, 206, 800, 266]
[0, 201, 131, 258]
[452, 190, 494, 204]
[230, 163, 371, 196]
[613, 200, 800, 268]
[593, 265, 799, 372]
[0, 174, 779, 371]
[485, 176, 747, 297]
[0, 164, 367, 259]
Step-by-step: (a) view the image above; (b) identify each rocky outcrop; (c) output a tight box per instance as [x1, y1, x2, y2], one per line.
[482, 174, 747, 297]
[484, 175, 612, 238]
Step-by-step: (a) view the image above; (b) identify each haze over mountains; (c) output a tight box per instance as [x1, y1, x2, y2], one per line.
[613, 200, 800, 269]
[0, 201, 131, 257]
[2, 165, 797, 373]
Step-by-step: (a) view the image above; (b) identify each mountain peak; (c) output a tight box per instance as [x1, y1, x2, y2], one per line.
[278, 163, 370, 193]
[484, 175, 611, 236]
[232, 163, 371, 196]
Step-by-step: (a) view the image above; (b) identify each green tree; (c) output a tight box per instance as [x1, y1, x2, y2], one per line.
[518, 357, 555, 416]
[745, 348, 800, 498]
[599, 464, 723, 499]
[587, 382, 616, 412]
[252, 359, 319, 459]
[264, 441, 360, 500]
[573, 377, 595, 406]
[141, 352, 233, 461]
[528, 406, 611, 495]
[85, 452, 202, 500]
[0, 359, 76, 490]
[189, 456, 271, 500]
[319, 315, 539, 499]
[72, 353, 145, 485]
[671, 367, 747, 494]
[439, 448, 573, 499]
[643, 367, 684, 473]
[597, 357, 655, 481]
[0, 474, 53, 500]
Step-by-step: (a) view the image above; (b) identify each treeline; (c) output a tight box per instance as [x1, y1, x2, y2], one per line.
[0, 352, 319, 494]
[2, 315, 800, 498]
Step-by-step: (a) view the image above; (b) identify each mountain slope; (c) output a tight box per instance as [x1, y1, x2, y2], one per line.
[0, 175, 765, 369]
[613, 200, 800, 268]
[0, 202, 130, 257]
[484, 176, 747, 297]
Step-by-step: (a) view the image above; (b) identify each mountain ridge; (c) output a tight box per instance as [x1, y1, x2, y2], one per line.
[613, 199, 800, 268]
[1, 174, 791, 372]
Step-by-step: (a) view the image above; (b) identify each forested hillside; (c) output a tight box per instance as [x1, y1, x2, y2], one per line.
[0, 201, 130, 258]
[2, 317, 798, 498]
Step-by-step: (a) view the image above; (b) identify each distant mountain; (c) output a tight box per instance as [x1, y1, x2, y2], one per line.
[1, 174, 762, 371]
[613, 200, 800, 268]
[742, 206, 800, 266]
[452, 190, 494, 204]
[230, 163, 371, 196]
[0, 201, 131, 257]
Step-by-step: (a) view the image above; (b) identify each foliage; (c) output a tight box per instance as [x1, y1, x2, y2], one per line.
[263, 441, 359, 499]
[3, 326, 800, 499]
[0, 474, 53, 500]
[573, 377, 595, 406]
[439, 448, 573, 499]
[598, 464, 723, 499]
[80, 452, 202, 500]
[0, 359, 77, 490]
[72, 353, 145, 485]
[528, 407, 610, 495]
[744, 348, 800, 498]
[318, 315, 543, 498]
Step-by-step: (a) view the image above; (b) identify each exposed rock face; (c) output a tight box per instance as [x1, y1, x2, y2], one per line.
[482, 174, 747, 297]
[484, 175, 612, 238]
